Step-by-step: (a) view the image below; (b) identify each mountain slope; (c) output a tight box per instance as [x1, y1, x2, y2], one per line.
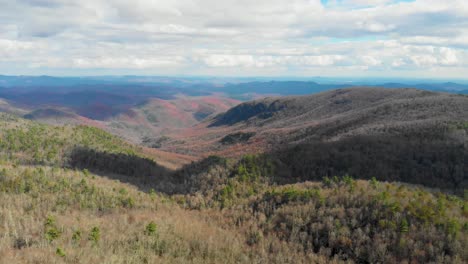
[0, 113, 466, 263]
[159, 88, 468, 191]
[165, 88, 468, 155]
[0, 161, 272, 264]
[107, 95, 240, 143]
[0, 93, 240, 146]
[211, 87, 467, 132]
[0, 98, 28, 116]
[0, 113, 170, 181]
[162, 155, 468, 263]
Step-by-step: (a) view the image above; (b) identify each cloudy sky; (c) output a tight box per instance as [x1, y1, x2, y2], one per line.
[1, 0, 468, 78]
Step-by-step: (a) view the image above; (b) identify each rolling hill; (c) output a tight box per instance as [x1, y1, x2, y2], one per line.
[0, 98, 28, 116]
[162, 88, 468, 154]
[106, 95, 240, 143]
[209, 87, 468, 136]
[15, 94, 240, 144]
[157, 88, 468, 191]
[0, 113, 466, 263]
[15, 87, 466, 191]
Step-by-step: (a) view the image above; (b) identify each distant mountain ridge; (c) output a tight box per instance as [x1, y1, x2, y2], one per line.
[1, 75, 468, 95]
[162, 87, 468, 157]
[210, 87, 468, 133]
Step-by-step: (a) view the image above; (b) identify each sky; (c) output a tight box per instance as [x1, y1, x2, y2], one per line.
[1, 0, 468, 78]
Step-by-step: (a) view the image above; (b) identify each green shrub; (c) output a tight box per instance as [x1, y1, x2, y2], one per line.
[121, 197, 135, 208]
[56, 247, 66, 257]
[45, 227, 61, 242]
[44, 216, 61, 242]
[119, 188, 128, 195]
[399, 219, 409, 234]
[88, 227, 100, 244]
[446, 219, 461, 237]
[322, 176, 333, 187]
[145, 221, 158, 236]
[370, 177, 379, 189]
[333, 174, 357, 191]
[44, 216, 56, 227]
[72, 230, 82, 243]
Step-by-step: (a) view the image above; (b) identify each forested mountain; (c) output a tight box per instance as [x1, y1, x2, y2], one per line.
[0, 113, 466, 263]
[11, 93, 240, 143]
[163, 88, 467, 150]
[0, 87, 466, 263]
[209, 88, 468, 136]
[155, 88, 468, 192]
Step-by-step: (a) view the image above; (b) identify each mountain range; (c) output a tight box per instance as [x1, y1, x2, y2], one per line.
[0, 77, 467, 263]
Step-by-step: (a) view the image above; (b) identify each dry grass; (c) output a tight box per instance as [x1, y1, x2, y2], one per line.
[0, 163, 339, 264]
[0, 164, 242, 264]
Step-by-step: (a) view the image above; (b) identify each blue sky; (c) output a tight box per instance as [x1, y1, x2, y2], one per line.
[0, 0, 467, 78]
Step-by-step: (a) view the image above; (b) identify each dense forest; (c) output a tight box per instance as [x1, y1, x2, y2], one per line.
[161, 154, 468, 263]
[275, 132, 468, 191]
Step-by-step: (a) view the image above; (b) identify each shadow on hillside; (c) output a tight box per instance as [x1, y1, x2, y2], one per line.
[68, 124, 468, 196]
[273, 134, 468, 191]
[69, 147, 177, 192]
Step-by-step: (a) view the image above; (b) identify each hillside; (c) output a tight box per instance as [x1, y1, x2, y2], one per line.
[162, 88, 468, 153]
[0, 113, 171, 182]
[0, 113, 466, 263]
[170, 154, 468, 263]
[210, 87, 468, 136]
[0, 163, 268, 263]
[2, 85, 466, 149]
[157, 88, 468, 191]
[106, 95, 240, 143]
[8, 93, 239, 145]
[0, 99, 28, 116]
[0, 148, 466, 263]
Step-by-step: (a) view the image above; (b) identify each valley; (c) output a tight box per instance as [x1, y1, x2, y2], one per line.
[0, 81, 467, 263]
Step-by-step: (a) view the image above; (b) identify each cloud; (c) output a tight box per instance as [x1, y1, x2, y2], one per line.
[361, 56, 382, 66]
[400, 35, 468, 49]
[0, 39, 42, 59]
[200, 54, 347, 68]
[356, 21, 395, 33]
[0, 0, 467, 77]
[202, 55, 260, 68]
[438, 47, 459, 66]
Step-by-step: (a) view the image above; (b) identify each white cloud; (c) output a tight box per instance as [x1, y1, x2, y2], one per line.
[300, 55, 346, 66]
[347, 0, 392, 6]
[361, 56, 382, 66]
[0, 39, 43, 59]
[400, 35, 468, 49]
[439, 47, 459, 66]
[357, 22, 395, 33]
[0, 0, 467, 77]
[202, 55, 257, 68]
[410, 55, 439, 67]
